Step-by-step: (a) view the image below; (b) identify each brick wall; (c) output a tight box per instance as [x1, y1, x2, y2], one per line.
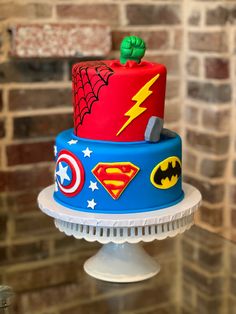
[0, 0, 235, 310]
[180, 226, 226, 313]
[0, 0, 182, 266]
[0, 1, 182, 311]
[183, 0, 236, 240]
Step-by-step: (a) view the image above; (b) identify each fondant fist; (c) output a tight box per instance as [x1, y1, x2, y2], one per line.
[120, 36, 146, 65]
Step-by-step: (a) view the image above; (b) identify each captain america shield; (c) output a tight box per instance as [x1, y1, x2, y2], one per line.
[55, 150, 85, 197]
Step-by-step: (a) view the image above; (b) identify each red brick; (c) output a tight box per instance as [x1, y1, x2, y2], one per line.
[9, 240, 49, 263]
[11, 24, 111, 58]
[166, 80, 179, 99]
[188, 81, 231, 103]
[14, 214, 54, 237]
[182, 282, 195, 311]
[184, 176, 225, 203]
[0, 2, 52, 20]
[184, 150, 197, 172]
[63, 297, 121, 314]
[188, 10, 201, 25]
[54, 237, 99, 256]
[126, 4, 181, 25]
[197, 294, 224, 313]
[187, 57, 200, 76]
[229, 298, 236, 312]
[0, 118, 5, 138]
[231, 234, 236, 245]
[0, 195, 6, 212]
[185, 106, 199, 124]
[0, 215, 7, 241]
[5, 189, 42, 213]
[144, 237, 177, 258]
[235, 34, 236, 54]
[186, 130, 229, 155]
[112, 30, 169, 51]
[14, 279, 93, 314]
[0, 90, 2, 111]
[165, 101, 181, 123]
[0, 173, 9, 193]
[230, 185, 236, 205]
[189, 32, 228, 52]
[182, 264, 224, 295]
[13, 113, 73, 139]
[231, 209, 236, 227]
[207, 7, 227, 25]
[145, 54, 179, 75]
[200, 158, 227, 178]
[230, 276, 236, 296]
[65, 302, 175, 314]
[0, 32, 2, 55]
[0, 166, 53, 192]
[7, 141, 54, 166]
[57, 4, 119, 25]
[186, 226, 223, 250]
[173, 29, 183, 50]
[0, 60, 64, 83]
[206, 6, 236, 25]
[205, 57, 229, 79]
[0, 246, 7, 264]
[200, 206, 223, 228]
[9, 89, 71, 111]
[182, 238, 223, 270]
[100, 278, 173, 312]
[202, 108, 230, 132]
[5, 260, 79, 292]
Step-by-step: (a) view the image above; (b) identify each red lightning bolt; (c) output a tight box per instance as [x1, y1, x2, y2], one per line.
[117, 73, 160, 136]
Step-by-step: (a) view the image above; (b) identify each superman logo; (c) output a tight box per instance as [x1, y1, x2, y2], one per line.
[92, 162, 139, 199]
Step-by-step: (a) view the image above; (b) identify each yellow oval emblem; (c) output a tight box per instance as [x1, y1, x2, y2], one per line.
[150, 156, 181, 189]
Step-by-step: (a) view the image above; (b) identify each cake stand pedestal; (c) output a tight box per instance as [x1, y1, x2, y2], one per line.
[38, 183, 201, 283]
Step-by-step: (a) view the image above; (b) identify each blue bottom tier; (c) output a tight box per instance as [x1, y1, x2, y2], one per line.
[53, 129, 184, 214]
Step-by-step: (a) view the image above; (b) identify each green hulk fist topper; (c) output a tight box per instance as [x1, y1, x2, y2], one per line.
[120, 36, 146, 65]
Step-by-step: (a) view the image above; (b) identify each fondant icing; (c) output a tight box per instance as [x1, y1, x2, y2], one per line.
[53, 35, 184, 214]
[54, 129, 184, 213]
[72, 60, 166, 142]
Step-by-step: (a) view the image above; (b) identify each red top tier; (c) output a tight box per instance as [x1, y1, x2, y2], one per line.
[72, 59, 166, 142]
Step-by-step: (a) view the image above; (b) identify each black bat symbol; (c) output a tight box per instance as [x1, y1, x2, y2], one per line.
[153, 160, 181, 185]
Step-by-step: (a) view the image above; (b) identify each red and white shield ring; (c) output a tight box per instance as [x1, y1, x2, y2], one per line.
[56, 150, 85, 197]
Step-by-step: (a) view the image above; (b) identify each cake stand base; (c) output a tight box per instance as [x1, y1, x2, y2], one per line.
[84, 242, 159, 283]
[38, 183, 201, 283]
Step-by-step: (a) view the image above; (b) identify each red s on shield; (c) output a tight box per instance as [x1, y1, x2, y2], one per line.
[92, 162, 139, 199]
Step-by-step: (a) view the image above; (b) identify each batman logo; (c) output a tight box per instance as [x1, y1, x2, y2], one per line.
[150, 156, 181, 189]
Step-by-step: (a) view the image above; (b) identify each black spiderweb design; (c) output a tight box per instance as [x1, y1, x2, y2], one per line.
[72, 61, 114, 134]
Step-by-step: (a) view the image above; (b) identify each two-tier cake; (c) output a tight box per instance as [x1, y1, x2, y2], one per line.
[53, 36, 184, 214]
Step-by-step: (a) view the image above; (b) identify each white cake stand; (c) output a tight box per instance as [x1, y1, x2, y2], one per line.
[38, 183, 201, 283]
